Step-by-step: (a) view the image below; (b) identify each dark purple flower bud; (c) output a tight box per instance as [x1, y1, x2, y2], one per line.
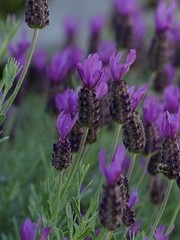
[56, 111, 78, 140]
[98, 40, 116, 66]
[90, 15, 106, 36]
[55, 88, 78, 117]
[160, 107, 180, 138]
[163, 85, 180, 113]
[77, 53, 103, 88]
[129, 84, 148, 111]
[155, 0, 175, 33]
[99, 144, 126, 186]
[128, 191, 139, 209]
[154, 225, 174, 240]
[110, 49, 136, 81]
[143, 96, 160, 124]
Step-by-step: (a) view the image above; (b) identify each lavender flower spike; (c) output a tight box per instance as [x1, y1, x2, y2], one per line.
[155, 0, 176, 32]
[56, 111, 78, 140]
[110, 49, 136, 81]
[77, 53, 103, 88]
[99, 144, 126, 186]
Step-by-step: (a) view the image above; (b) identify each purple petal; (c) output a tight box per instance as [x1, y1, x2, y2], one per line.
[143, 96, 160, 123]
[68, 89, 78, 117]
[131, 84, 148, 110]
[98, 40, 116, 65]
[20, 218, 39, 240]
[96, 82, 108, 99]
[90, 15, 106, 36]
[163, 85, 180, 113]
[64, 16, 80, 38]
[55, 89, 70, 113]
[56, 112, 78, 140]
[128, 191, 139, 209]
[40, 227, 52, 240]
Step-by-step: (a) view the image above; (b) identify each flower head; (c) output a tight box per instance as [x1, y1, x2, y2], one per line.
[98, 40, 116, 66]
[55, 88, 78, 117]
[99, 144, 126, 186]
[160, 106, 180, 138]
[110, 49, 136, 81]
[20, 218, 51, 240]
[163, 85, 180, 113]
[129, 84, 148, 111]
[155, 0, 176, 32]
[143, 96, 160, 124]
[77, 53, 103, 88]
[56, 111, 78, 140]
[90, 15, 106, 36]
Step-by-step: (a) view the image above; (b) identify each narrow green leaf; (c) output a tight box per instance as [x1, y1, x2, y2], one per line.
[0, 114, 5, 125]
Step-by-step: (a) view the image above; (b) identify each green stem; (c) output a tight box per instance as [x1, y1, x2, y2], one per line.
[54, 172, 63, 225]
[109, 124, 122, 161]
[127, 153, 137, 181]
[1, 29, 39, 114]
[105, 231, 112, 240]
[136, 154, 151, 188]
[60, 128, 89, 198]
[166, 201, 180, 234]
[148, 180, 174, 239]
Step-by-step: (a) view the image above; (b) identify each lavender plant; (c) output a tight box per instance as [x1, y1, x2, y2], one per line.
[0, 0, 180, 240]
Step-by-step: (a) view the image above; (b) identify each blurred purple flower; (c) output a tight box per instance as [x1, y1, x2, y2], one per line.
[163, 85, 180, 113]
[56, 111, 78, 140]
[114, 0, 137, 15]
[110, 49, 136, 81]
[32, 49, 47, 71]
[154, 225, 174, 240]
[55, 88, 78, 117]
[99, 144, 126, 186]
[165, 64, 175, 85]
[127, 221, 141, 239]
[160, 106, 180, 138]
[90, 15, 106, 36]
[77, 53, 103, 88]
[129, 84, 148, 111]
[64, 16, 80, 39]
[155, 0, 176, 32]
[143, 96, 160, 124]
[20, 218, 51, 240]
[98, 40, 116, 66]
[9, 31, 30, 66]
[96, 81, 108, 99]
[128, 191, 139, 209]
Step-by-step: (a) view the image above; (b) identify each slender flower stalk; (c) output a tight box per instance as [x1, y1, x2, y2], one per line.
[127, 153, 137, 181]
[166, 202, 180, 234]
[1, 29, 39, 114]
[109, 124, 122, 162]
[148, 180, 174, 239]
[54, 172, 63, 226]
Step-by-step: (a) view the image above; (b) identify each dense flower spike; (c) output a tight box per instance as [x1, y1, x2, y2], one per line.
[158, 108, 180, 179]
[51, 112, 77, 170]
[99, 145, 126, 230]
[25, 0, 49, 29]
[77, 53, 107, 128]
[123, 111, 146, 153]
[20, 218, 51, 240]
[109, 50, 136, 124]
